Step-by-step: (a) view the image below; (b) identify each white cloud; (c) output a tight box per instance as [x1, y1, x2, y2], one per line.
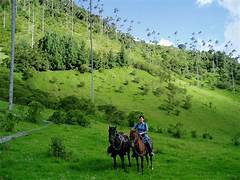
[196, 0, 240, 56]
[224, 20, 240, 55]
[158, 39, 174, 47]
[196, 0, 214, 6]
[219, 0, 240, 17]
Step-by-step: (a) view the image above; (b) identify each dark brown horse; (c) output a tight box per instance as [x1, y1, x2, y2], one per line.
[130, 129, 153, 174]
[108, 126, 131, 170]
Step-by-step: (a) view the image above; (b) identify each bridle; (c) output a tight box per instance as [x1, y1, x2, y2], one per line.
[110, 130, 124, 151]
[131, 131, 145, 156]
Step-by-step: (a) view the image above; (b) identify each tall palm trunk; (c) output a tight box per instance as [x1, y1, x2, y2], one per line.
[51, 0, 53, 17]
[71, 0, 73, 36]
[231, 61, 235, 93]
[28, 3, 31, 32]
[9, 0, 17, 111]
[31, 3, 34, 48]
[3, 8, 6, 30]
[89, 0, 94, 102]
[42, 0, 45, 34]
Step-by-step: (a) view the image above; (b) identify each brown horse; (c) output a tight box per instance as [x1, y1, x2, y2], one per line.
[108, 126, 131, 170]
[130, 129, 153, 174]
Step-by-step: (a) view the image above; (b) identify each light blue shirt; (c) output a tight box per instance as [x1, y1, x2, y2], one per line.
[133, 122, 148, 135]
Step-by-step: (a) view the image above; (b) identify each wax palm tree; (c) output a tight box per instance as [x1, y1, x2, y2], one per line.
[89, 0, 94, 102]
[9, 0, 17, 111]
[229, 49, 237, 93]
[0, 0, 9, 31]
[41, 0, 45, 34]
[31, 0, 35, 48]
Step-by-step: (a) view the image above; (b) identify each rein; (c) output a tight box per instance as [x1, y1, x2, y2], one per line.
[111, 133, 124, 151]
[132, 133, 145, 156]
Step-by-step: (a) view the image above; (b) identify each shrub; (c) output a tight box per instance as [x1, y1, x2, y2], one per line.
[77, 81, 85, 88]
[22, 67, 36, 80]
[123, 80, 129, 85]
[152, 87, 164, 97]
[232, 133, 240, 146]
[182, 95, 192, 110]
[79, 64, 90, 73]
[49, 137, 66, 159]
[191, 130, 198, 138]
[138, 84, 150, 95]
[48, 111, 67, 124]
[132, 77, 140, 84]
[202, 132, 213, 140]
[27, 101, 44, 123]
[98, 104, 117, 115]
[0, 112, 19, 132]
[109, 110, 127, 126]
[66, 110, 90, 127]
[130, 70, 136, 76]
[167, 123, 185, 139]
[98, 104, 126, 126]
[58, 96, 95, 114]
[49, 77, 58, 84]
[115, 86, 124, 93]
[127, 111, 144, 127]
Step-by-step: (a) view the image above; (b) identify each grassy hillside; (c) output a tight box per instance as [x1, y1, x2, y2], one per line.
[25, 68, 240, 142]
[1, 121, 240, 179]
[1, 1, 240, 179]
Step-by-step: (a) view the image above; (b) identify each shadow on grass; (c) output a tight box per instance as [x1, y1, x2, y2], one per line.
[69, 158, 113, 172]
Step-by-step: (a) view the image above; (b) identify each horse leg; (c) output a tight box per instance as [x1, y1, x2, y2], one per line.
[128, 150, 131, 167]
[136, 156, 139, 172]
[120, 154, 125, 170]
[150, 154, 153, 170]
[145, 154, 149, 167]
[113, 155, 117, 169]
[141, 156, 144, 175]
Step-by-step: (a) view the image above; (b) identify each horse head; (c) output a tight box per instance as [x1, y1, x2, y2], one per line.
[108, 126, 117, 144]
[130, 129, 138, 142]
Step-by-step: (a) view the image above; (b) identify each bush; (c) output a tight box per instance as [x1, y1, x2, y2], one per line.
[58, 96, 95, 114]
[191, 130, 198, 138]
[27, 101, 44, 123]
[182, 95, 192, 110]
[49, 137, 66, 159]
[109, 110, 127, 126]
[132, 77, 140, 84]
[48, 111, 67, 124]
[130, 70, 136, 76]
[79, 64, 90, 73]
[123, 80, 129, 85]
[115, 86, 124, 93]
[77, 81, 85, 88]
[152, 87, 164, 97]
[216, 81, 230, 89]
[138, 84, 149, 95]
[167, 123, 185, 139]
[98, 104, 117, 115]
[202, 132, 213, 140]
[232, 133, 240, 146]
[22, 67, 36, 80]
[66, 110, 90, 127]
[0, 112, 19, 132]
[127, 111, 144, 127]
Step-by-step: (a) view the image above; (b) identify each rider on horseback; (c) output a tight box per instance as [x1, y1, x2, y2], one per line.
[132, 115, 154, 156]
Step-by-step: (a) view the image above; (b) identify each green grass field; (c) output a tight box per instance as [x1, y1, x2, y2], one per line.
[1, 3, 240, 179]
[1, 121, 240, 179]
[1, 67, 240, 179]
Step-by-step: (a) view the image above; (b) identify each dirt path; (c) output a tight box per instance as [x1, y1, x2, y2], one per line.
[0, 122, 52, 144]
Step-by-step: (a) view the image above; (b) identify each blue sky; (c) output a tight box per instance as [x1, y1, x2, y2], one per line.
[100, 0, 229, 45]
